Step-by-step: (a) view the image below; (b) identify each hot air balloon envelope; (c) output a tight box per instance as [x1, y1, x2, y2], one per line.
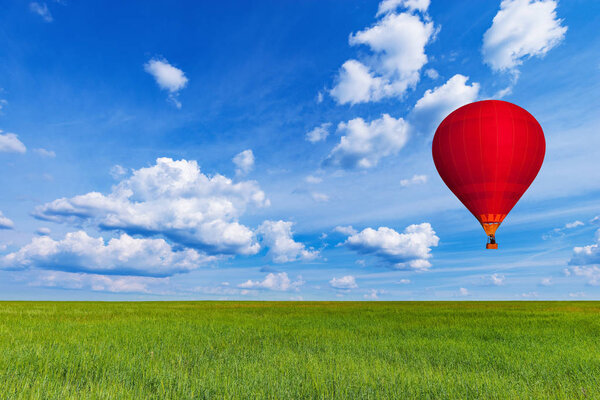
[432, 100, 545, 249]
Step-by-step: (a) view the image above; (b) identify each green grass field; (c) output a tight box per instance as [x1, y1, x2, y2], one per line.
[1, 301, 599, 399]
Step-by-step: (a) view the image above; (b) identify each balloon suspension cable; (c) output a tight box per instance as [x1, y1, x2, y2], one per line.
[486, 234, 498, 250]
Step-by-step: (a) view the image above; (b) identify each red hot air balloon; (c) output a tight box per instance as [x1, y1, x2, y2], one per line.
[432, 100, 545, 249]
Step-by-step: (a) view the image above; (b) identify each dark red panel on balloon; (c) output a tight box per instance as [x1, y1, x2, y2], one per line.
[432, 100, 545, 233]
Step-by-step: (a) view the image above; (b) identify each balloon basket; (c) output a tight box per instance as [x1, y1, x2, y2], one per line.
[486, 243, 498, 249]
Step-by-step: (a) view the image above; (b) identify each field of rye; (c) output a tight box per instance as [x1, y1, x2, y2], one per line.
[0, 301, 599, 399]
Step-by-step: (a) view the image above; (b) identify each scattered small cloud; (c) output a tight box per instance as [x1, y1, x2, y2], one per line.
[490, 273, 505, 286]
[238, 272, 304, 292]
[31, 271, 168, 294]
[424, 68, 439, 79]
[311, 192, 329, 202]
[400, 174, 427, 187]
[110, 164, 127, 179]
[35, 227, 51, 236]
[333, 225, 358, 236]
[0, 131, 27, 154]
[459, 287, 469, 296]
[397, 279, 411, 284]
[0, 212, 15, 230]
[233, 149, 255, 176]
[305, 175, 323, 184]
[364, 289, 385, 299]
[306, 123, 332, 143]
[540, 277, 552, 286]
[30, 2, 53, 22]
[329, 275, 358, 289]
[144, 58, 188, 108]
[34, 148, 56, 158]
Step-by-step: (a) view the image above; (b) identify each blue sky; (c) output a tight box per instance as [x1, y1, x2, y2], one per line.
[0, 0, 599, 300]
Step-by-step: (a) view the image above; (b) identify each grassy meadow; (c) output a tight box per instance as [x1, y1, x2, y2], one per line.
[0, 301, 599, 399]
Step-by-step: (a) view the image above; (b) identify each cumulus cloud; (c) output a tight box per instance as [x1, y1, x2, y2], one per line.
[482, 0, 567, 72]
[377, 0, 430, 16]
[144, 58, 188, 108]
[565, 266, 600, 286]
[565, 221, 584, 229]
[233, 149, 255, 176]
[1, 231, 214, 277]
[329, 275, 358, 289]
[397, 279, 411, 284]
[238, 272, 304, 291]
[0, 211, 14, 230]
[29, 2, 53, 22]
[330, 7, 435, 104]
[459, 287, 469, 296]
[31, 270, 168, 293]
[306, 123, 332, 143]
[400, 174, 427, 187]
[324, 114, 410, 169]
[410, 74, 480, 136]
[333, 225, 358, 236]
[33, 157, 269, 256]
[568, 229, 600, 267]
[540, 277, 552, 286]
[0, 131, 27, 153]
[257, 220, 319, 263]
[345, 223, 439, 269]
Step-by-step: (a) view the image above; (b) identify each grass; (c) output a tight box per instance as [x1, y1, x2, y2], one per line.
[0, 301, 599, 399]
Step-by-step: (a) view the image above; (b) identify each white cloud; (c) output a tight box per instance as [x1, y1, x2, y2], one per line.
[257, 220, 319, 263]
[32, 271, 168, 293]
[565, 266, 600, 286]
[424, 68, 439, 79]
[33, 157, 269, 256]
[459, 287, 469, 296]
[0, 131, 27, 153]
[569, 230, 600, 269]
[540, 277, 552, 286]
[377, 0, 430, 16]
[330, 10, 435, 104]
[306, 123, 332, 143]
[1, 231, 214, 277]
[324, 114, 410, 169]
[490, 273, 505, 286]
[0, 99, 7, 112]
[311, 192, 329, 203]
[34, 148, 55, 157]
[110, 164, 127, 179]
[400, 174, 427, 187]
[238, 272, 304, 291]
[333, 225, 358, 236]
[345, 223, 439, 269]
[30, 2, 53, 22]
[482, 0, 567, 72]
[233, 149, 255, 176]
[410, 74, 480, 136]
[329, 275, 358, 289]
[565, 221, 584, 229]
[144, 58, 188, 108]
[305, 175, 323, 184]
[364, 289, 385, 299]
[397, 279, 411, 284]
[0, 211, 14, 230]
[569, 292, 586, 298]
[36, 227, 51, 236]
